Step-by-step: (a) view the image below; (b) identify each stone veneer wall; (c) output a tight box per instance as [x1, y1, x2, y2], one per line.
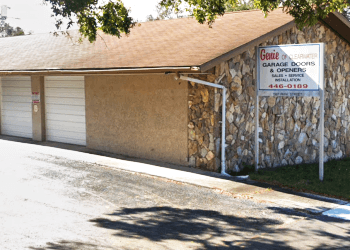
[188, 22, 350, 173]
[188, 74, 221, 171]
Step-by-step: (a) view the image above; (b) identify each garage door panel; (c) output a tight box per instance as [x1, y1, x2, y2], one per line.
[45, 76, 86, 146]
[1, 76, 31, 81]
[2, 95, 32, 103]
[2, 123, 32, 131]
[46, 120, 86, 133]
[45, 81, 85, 89]
[2, 87, 32, 96]
[2, 82, 30, 88]
[2, 110, 32, 119]
[1, 77, 32, 139]
[2, 102, 32, 112]
[46, 113, 86, 123]
[46, 88, 85, 98]
[1, 78, 31, 86]
[2, 119, 32, 128]
[45, 97, 85, 106]
[46, 76, 84, 81]
[1, 127, 32, 138]
[46, 135, 86, 146]
[46, 130, 86, 141]
[46, 104, 85, 116]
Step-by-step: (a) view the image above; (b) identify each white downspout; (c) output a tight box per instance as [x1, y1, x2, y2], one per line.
[179, 75, 230, 177]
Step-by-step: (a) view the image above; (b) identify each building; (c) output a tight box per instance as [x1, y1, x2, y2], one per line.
[0, 9, 349, 174]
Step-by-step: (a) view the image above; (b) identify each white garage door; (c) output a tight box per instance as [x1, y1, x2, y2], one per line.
[1, 77, 33, 138]
[45, 76, 86, 146]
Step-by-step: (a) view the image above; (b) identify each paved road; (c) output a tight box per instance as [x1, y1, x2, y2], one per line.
[0, 139, 349, 249]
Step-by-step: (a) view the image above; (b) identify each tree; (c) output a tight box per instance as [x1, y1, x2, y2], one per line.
[44, 0, 134, 42]
[146, 2, 185, 21]
[0, 23, 24, 37]
[146, 0, 254, 21]
[344, 7, 350, 21]
[225, 0, 255, 12]
[46, 0, 350, 42]
[13, 27, 25, 36]
[159, 0, 350, 30]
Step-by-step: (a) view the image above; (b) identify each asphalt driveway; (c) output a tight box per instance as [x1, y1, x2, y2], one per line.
[0, 138, 349, 249]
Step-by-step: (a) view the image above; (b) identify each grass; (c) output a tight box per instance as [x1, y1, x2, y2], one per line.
[235, 159, 350, 202]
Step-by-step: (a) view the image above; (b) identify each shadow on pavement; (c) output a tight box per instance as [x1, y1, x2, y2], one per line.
[87, 206, 350, 250]
[26, 206, 350, 250]
[89, 206, 293, 249]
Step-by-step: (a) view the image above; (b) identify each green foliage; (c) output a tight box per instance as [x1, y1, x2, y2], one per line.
[225, 0, 255, 12]
[44, 0, 134, 42]
[261, 0, 350, 30]
[0, 23, 25, 37]
[46, 0, 350, 42]
[13, 28, 25, 36]
[146, 2, 185, 21]
[159, 0, 350, 29]
[159, 0, 236, 26]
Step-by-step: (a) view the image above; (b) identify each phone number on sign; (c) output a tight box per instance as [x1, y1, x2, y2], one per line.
[268, 84, 308, 89]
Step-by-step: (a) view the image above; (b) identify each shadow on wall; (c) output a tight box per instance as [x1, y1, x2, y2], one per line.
[29, 206, 350, 250]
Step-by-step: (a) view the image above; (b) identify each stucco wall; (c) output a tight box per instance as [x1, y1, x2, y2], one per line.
[189, 22, 350, 173]
[31, 76, 45, 142]
[85, 74, 188, 165]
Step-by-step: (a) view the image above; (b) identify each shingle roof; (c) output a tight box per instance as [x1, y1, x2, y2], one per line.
[0, 9, 293, 71]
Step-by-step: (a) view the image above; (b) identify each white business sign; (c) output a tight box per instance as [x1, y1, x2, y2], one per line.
[258, 43, 322, 92]
[255, 43, 325, 181]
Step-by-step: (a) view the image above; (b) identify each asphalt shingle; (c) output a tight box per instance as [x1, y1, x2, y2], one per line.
[0, 9, 293, 71]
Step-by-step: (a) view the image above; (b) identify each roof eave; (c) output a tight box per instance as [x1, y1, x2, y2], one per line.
[0, 66, 201, 76]
[322, 11, 350, 45]
[199, 21, 296, 72]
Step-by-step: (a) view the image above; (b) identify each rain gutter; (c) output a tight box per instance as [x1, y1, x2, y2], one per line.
[0, 66, 198, 76]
